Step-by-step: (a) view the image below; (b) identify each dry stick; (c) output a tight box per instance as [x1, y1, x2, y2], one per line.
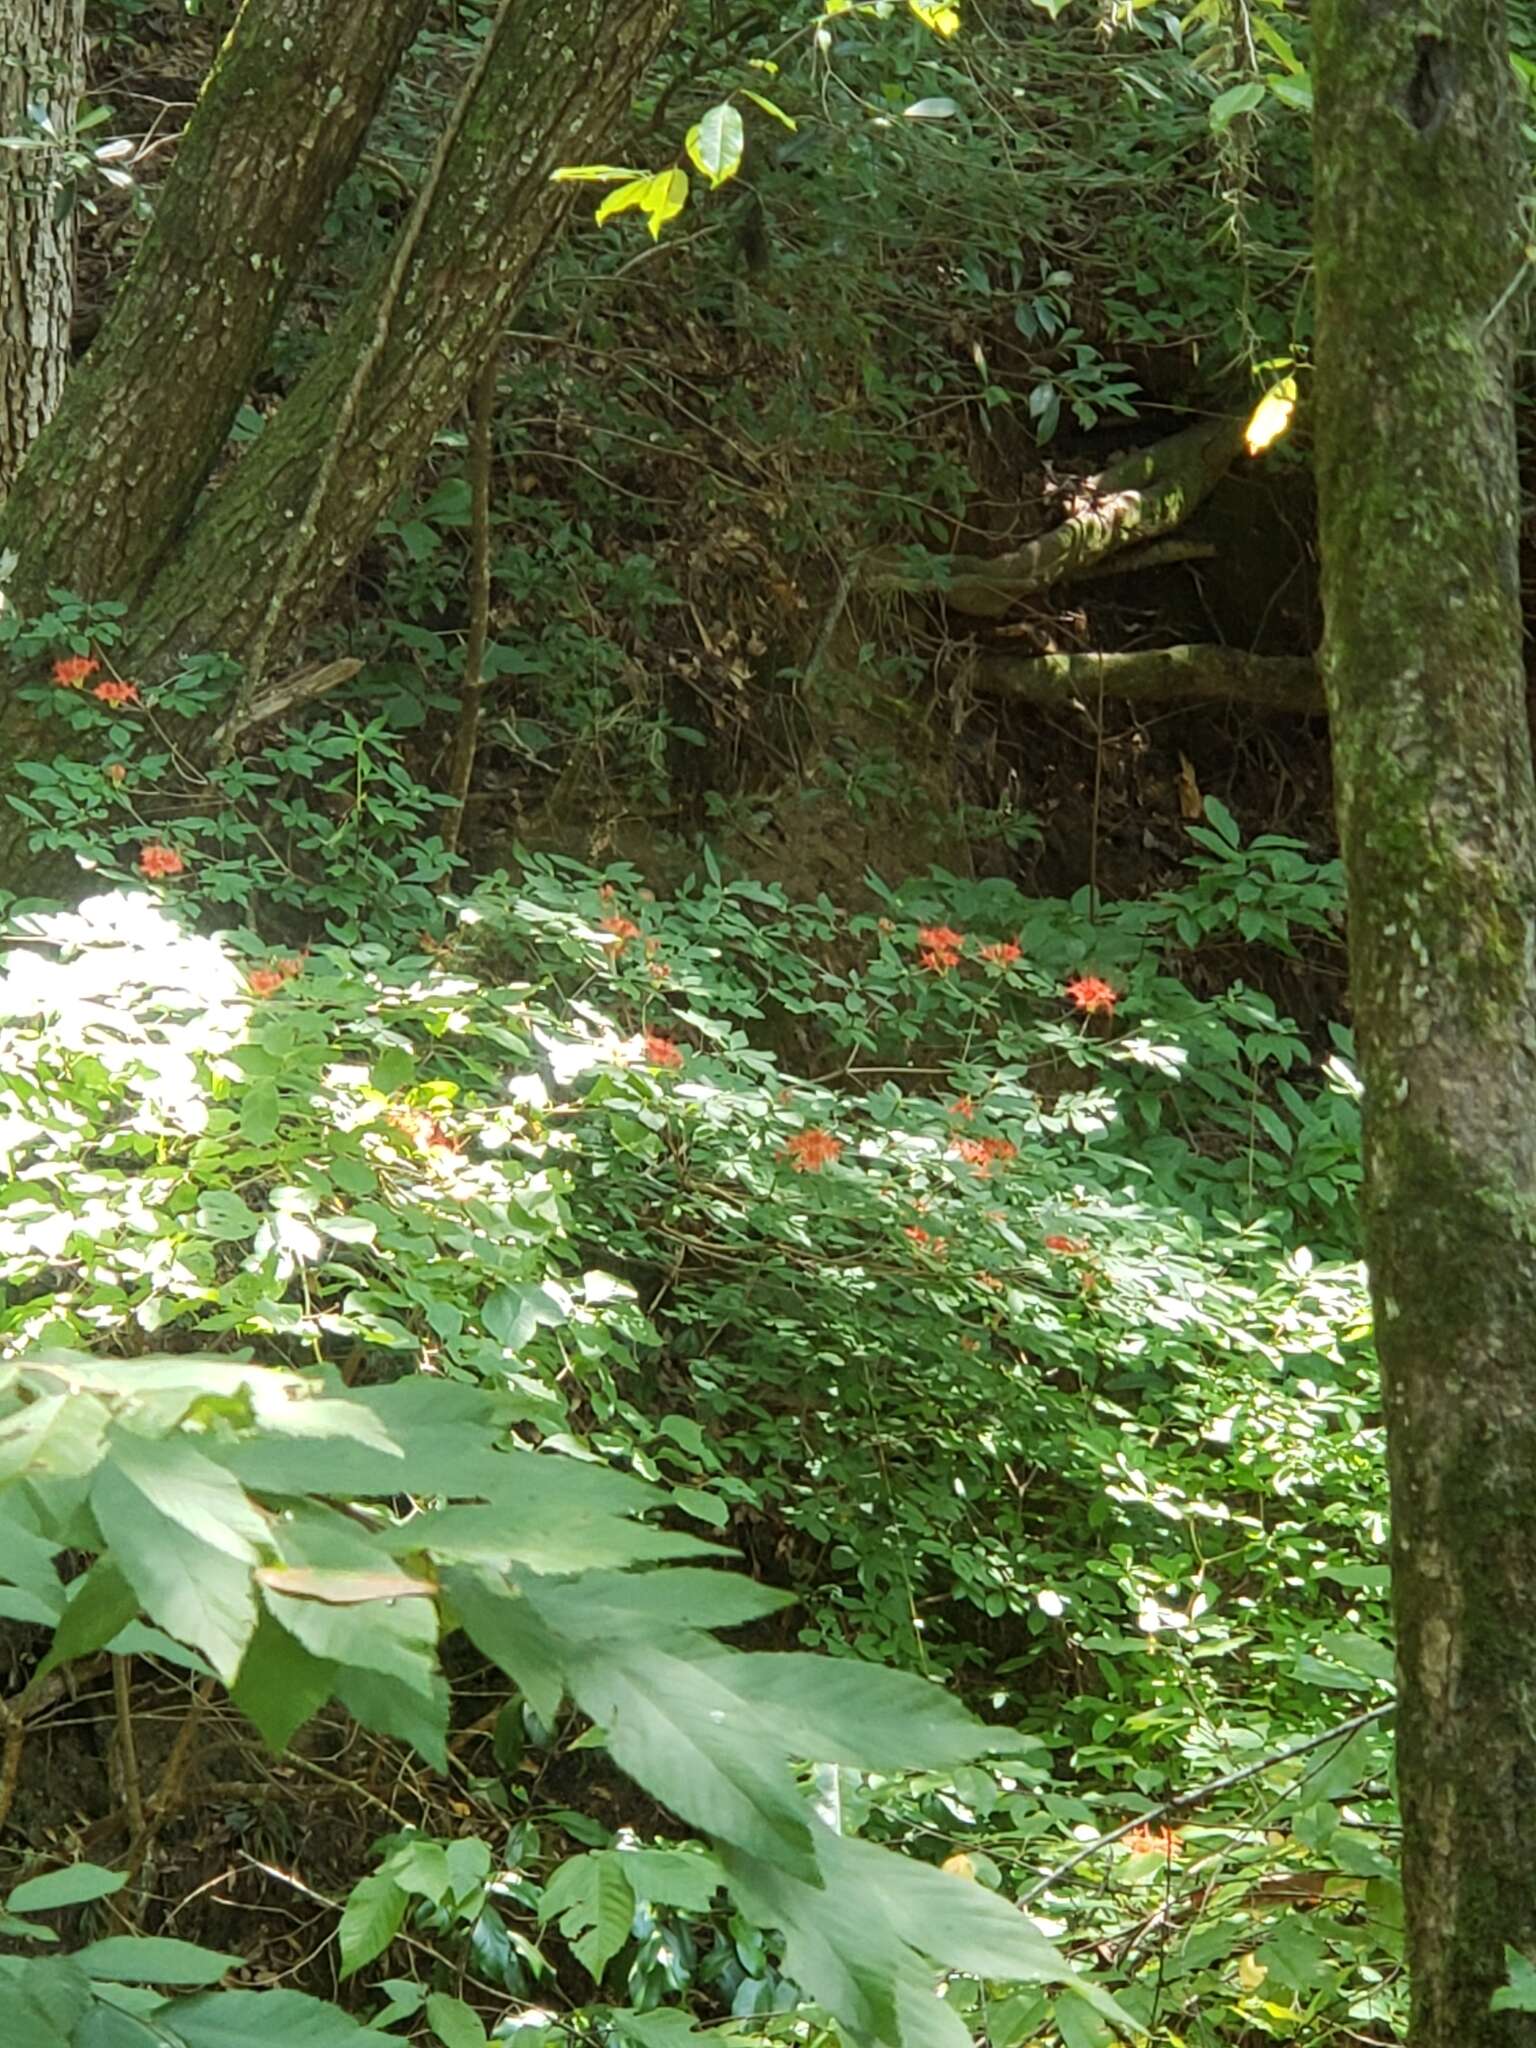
[1019, 1700, 1395, 1906]
[441, 349, 499, 860]
[112, 1655, 145, 1841]
[216, 0, 512, 754]
[126, 1674, 217, 1879]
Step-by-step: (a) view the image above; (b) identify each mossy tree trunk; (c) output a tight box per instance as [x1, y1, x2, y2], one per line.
[119, 0, 680, 684]
[1314, 0, 1536, 2041]
[0, 0, 431, 608]
[0, 0, 85, 495]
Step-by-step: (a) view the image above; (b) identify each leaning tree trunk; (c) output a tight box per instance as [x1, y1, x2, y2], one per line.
[0, 0, 85, 495]
[0, 0, 431, 609]
[119, 0, 681, 689]
[1314, 1, 1536, 2043]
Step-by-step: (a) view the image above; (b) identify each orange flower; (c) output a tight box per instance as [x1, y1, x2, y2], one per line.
[1066, 974, 1119, 1016]
[52, 655, 99, 687]
[137, 843, 185, 879]
[904, 1224, 948, 1257]
[247, 968, 286, 998]
[1044, 1234, 1089, 1255]
[644, 1031, 683, 1069]
[104, 763, 128, 786]
[977, 1271, 1003, 1292]
[277, 955, 305, 980]
[783, 1127, 842, 1173]
[916, 924, 965, 974]
[600, 913, 641, 954]
[950, 1095, 976, 1120]
[92, 680, 139, 707]
[950, 1134, 1017, 1176]
[1123, 1824, 1179, 1860]
[979, 939, 1022, 968]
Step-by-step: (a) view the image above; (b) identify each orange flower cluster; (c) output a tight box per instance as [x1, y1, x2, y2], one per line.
[93, 679, 139, 708]
[644, 1031, 683, 1069]
[600, 913, 642, 953]
[978, 940, 1021, 968]
[916, 924, 965, 974]
[904, 1223, 948, 1257]
[387, 1105, 460, 1154]
[1044, 1234, 1089, 1255]
[1066, 974, 1119, 1016]
[783, 1127, 842, 1172]
[950, 1133, 1017, 1176]
[1123, 1824, 1180, 1860]
[137, 843, 185, 879]
[247, 956, 304, 999]
[52, 655, 99, 687]
[950, 1095, 975, 1120]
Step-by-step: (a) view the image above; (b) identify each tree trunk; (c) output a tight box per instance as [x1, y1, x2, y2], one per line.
[0, 0, 85, 495]
[0, 0, 431, 608]
[120, 0, 681, 684]
[1313, 1, 1536, 2042]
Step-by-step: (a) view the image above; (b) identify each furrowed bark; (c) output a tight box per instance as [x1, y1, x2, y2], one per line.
[122, 0, 682, 680]
[1314, 0, 1536, 2040]
[0, 0, 432, 608]
[0, 0, 85, 495]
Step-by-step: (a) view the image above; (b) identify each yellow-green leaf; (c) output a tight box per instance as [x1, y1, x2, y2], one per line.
[686, 104, 745, 188]
[595, 175, 657, 226]
[742, 89, 797, 132]
[551, 163, 644, 183]
[909, 0, 961, 35]
[641, 167, 689, 239]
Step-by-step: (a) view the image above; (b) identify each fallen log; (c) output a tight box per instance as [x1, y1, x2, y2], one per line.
[974, 644, 1323, 714]
[863, 414, 1248, 617]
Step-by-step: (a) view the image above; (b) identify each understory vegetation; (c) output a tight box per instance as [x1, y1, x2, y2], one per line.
[0, 0, 1473, 2039]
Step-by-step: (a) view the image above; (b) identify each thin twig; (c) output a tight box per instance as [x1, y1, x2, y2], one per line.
[1020, 1701, 1395, 1905]
[441, 348, 500, 860]
[112, 1656, 145, 1840]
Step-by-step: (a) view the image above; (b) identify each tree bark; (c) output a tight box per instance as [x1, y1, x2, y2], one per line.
[0, 0, 432, 608]
[1314, 1, 1536, 2042]
[0, 0, 85, 496]
[118, 0, 681, 684]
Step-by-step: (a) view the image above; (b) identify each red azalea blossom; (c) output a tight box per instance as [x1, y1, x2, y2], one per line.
[950, 1134, 1017, 1176]
[1123, 1824, 1180, 1860]
[950, 1095, 976, 1120]
[904, 1224, 948, 1258]
[92, 679, 140, 707]
[1044, 1234, 1090, 1255]
[599, 914, 641, 954]
[916, 924, 965, 974]
[783, 1127, 842, 1173]
[644, 1031, 684, 1069]
[52, 655, 99, 688]
[247, 968, 286, 998]
[979, 940, 1022, 968]
[1066, 974, 1119, 1017]
[137, 843, 185, 879]
[977, 1271, 1003, 1292]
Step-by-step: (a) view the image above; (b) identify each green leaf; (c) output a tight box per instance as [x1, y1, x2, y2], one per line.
[1493, 1947, 1536, 2012]
[8, 1864, 128, 1914]
[698, 1651, 1002, 1771]
[741, 88, 797, 131]
[0, 1955, 94, 2042]
[167, 1986, 375, 2045]
[540, 1853, 637, 1980]
[230, 1609, 337, 1752]
[239, 1080, 280, 1144]
[76, 1936, 239, 1985]
[685, 104, 745, 188]
[38, 1560, 141, 1680]
[1209, 81, 1266, 132]
[337, 1873, 407, 1977]
[89, 1495, 254, 1686]
[194, 1189, 262, 1242]
[443, 1567, 566, 1726]
[427, 1991, 488, 2048]
[550, 163, 643, 182]
[333, 1665, 450, 1772]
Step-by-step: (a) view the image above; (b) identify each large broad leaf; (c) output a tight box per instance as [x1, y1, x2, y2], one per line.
[7, 1864, 128, 1914]
[546, 1623, 819, 1882]
[75, 1938, 238, 1986]
[101, 1431, 268, 1560]
[39, 1560, 140, 1679]
[392, 1490, 717, 1575]
[695, 1651, 1003, 1771]
[0, 1955, 94, 2043]
[685, 103, 744, 187]
[90, 1450, 258, 1683]
[165, 1987, 375, 2045]
[541, 1569, 795, 1632]
[442, 1566, 566, 1726]
[333, 1665, 450, 1772]
[230, 1610, 337, 1753]
[540, 1854, 638, 1980]
[337, 1872, 408, 1978]
[259, 1505, 439, 1699]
